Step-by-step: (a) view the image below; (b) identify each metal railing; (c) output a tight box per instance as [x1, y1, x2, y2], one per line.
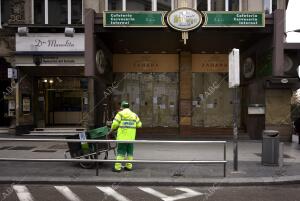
[0, 138, 227, 177]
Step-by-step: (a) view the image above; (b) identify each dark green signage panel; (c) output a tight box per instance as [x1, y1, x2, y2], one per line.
[104, 11, 167, 27]
[103, 11, 265, 28]
[203, 11, 265, 27]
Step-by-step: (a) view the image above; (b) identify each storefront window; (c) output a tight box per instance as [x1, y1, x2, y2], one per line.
[197, 0, 207, 11]
[1, 0, 10, 24]
[126, 0, 152, 11]
[47, 90, 83, 125]
[108, 0, 122, 10]
[211, 0, 225, 11]
[157, 0, 171, 11]
[53, 92, 82, 112]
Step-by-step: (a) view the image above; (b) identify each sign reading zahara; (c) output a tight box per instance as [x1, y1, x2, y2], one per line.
[103, 10, 264, 28]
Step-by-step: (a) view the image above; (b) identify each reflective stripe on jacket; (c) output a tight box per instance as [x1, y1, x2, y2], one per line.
[111, 108, 142, 140]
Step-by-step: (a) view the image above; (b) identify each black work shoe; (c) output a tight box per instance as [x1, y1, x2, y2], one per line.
[124, 167, 133, 171]
[112, 168, 121, 173]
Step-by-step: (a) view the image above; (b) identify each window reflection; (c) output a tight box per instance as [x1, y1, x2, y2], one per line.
[108, 0, 122, 10]
[48, 0, 67, 24]
[157, 0, 171, 11]
[127, 0, 152, 11]
[72, 0, 82, 24]
[229, 0, 239, 11]
[211, 0, 225, 11]
[197, 0, 207, 11]
[34, 0, 45, 24]
[264, 0, 271, 13]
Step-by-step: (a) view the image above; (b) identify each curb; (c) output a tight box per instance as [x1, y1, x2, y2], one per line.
[1, 176, 300, 186]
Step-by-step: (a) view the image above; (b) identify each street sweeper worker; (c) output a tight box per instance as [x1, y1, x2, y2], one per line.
[110, 100, 142, 172]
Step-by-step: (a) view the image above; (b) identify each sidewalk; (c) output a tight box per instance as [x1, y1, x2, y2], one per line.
[0, 134, 300, 186]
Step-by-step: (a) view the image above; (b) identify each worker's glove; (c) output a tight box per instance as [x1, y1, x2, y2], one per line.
[107, 130, 116, 139]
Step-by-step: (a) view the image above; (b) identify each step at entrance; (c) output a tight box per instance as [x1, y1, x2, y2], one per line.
[27, 127, 86, 136]
[0, 127, 9, 134]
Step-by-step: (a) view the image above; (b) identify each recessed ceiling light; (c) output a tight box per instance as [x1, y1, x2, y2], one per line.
[281, 78, 288, 84]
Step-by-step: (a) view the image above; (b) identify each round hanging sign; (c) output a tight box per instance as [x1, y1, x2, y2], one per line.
[167, 8, 202, 32]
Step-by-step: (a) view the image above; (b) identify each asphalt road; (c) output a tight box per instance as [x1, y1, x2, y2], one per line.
[0, 184, 300, 201]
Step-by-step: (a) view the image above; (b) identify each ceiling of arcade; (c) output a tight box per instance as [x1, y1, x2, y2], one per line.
[97, 27, 272, 54]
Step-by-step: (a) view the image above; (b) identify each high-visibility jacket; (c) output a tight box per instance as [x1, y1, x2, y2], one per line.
[111, 108, 142, 140]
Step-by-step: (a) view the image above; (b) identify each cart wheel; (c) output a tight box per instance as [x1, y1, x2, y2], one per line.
[79, 152, 108, 169]
[79, 155, 95, 169]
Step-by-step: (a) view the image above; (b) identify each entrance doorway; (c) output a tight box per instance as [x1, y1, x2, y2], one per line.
[114, 73, 178, 127]
[37, 77, 86, 127]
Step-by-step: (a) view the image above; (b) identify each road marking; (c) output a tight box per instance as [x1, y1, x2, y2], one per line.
[97, 186, 131, 201]
[54, 186, 82, 201]
[138, 187, 203, 201]
[13, 185, 35, 201]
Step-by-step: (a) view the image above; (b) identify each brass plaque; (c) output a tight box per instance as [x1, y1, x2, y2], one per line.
[180, 116, 192, 125]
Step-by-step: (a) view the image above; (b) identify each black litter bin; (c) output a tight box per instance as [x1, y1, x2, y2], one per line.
[262, 130, 279, 166]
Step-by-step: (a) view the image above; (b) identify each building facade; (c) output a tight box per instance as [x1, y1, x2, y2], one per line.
[0, 0, 299, 140]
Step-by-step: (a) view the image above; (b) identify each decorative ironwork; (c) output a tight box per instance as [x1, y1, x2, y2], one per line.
[8, 0, 25, 24]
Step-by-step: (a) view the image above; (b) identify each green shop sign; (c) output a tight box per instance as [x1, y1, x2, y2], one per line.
[103, 11, 167, 27]
[202, 11, 265, 27]
[103, 11, 265, 28]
